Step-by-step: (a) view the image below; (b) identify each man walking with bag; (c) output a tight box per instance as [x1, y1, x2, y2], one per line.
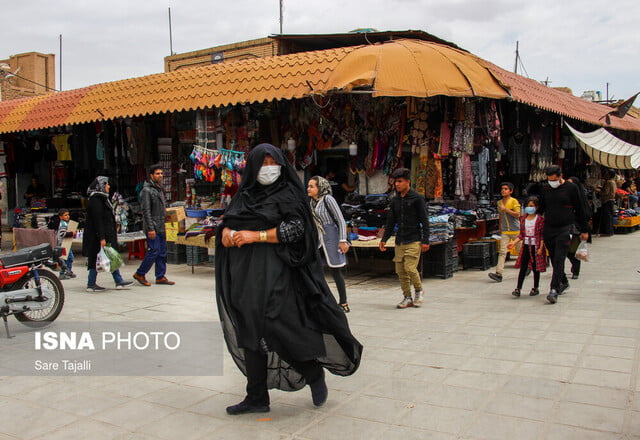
[134, 165, 175, 286]
[539, 166, 588, 304]
[380, 168, 430, 308]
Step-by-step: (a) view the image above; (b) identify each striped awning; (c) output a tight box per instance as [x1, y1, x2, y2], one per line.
[566, 122, 640, 169]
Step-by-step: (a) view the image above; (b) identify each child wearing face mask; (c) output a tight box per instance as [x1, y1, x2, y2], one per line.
[507, 196, 546, 297]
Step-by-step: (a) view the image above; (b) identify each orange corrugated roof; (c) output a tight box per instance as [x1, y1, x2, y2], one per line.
[0, 47, 353, 134]
[481, 60, 640, 132]
[1, 40, 639, 134]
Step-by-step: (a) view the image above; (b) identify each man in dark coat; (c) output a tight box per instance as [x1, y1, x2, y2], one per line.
[134, 165, 174, 286]
[379, 168, 430, 309]
[82, 176, 133, 292]
[538, 166, 589, 304]
[216, 143, 362, 415]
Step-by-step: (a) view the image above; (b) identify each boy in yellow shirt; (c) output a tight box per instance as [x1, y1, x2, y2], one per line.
[488, 182, 521, 282]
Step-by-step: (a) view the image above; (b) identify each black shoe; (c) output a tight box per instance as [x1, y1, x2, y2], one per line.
[226, 399, 270, 415]
[512, 288, 521, 297]
[310, 373, 328, 407]
[546, 289, 558, 304]
[558, 282, 569, 295]
[488, 273, 503, 282]
[529, 287, 540, 296]
[571, 274, 579, 280]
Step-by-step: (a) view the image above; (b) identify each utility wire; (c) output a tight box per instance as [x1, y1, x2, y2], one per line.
[0, 69, 59, 92]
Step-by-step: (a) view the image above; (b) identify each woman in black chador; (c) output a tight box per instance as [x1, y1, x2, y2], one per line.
[215, 143, 362, 415]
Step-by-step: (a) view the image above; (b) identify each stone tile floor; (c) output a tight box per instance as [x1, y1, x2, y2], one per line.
[0, 231, 638, 439]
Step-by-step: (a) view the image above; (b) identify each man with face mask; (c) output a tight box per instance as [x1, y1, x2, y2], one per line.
[538, 165, 589, 304]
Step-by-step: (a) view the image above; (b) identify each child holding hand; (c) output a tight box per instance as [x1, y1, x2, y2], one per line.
[507, 196, 546, 297]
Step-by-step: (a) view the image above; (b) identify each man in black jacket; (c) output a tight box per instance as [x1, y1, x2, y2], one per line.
[380, 168, 430, 308]
[133, 165, 175, 286]
[538, 165, 589, 304]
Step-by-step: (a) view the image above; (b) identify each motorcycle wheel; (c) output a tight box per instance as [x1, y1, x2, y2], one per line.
[14, 268, 65, 327]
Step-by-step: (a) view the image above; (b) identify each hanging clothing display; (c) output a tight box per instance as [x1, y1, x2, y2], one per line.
[509, 133, 529, 175]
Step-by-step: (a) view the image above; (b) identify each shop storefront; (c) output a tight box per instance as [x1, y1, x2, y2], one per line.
[1, 37, 639, 275]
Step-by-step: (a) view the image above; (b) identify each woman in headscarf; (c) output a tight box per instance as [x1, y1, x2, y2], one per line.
[565, 176, 593, 280]
[82, 176, 133, 292]
[307, 176, 350, 312]
[216, 144, 362, 415]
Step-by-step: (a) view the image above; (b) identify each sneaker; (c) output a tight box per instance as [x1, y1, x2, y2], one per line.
[413, 290, 424, 307]
[512, 288, 521, 297]
[488, 273, 503, 282]
[59, 273, 71, 280]
[546, 289, 558, 304]
[68, 271, 77, 278]
[133, 273, 151, 286]
[397, 296, 414, 309]
[226, 399, 270, 415]
[529, 287, 540, 296]
[116, 281, 134, 289]
[86, 285, 107, 292]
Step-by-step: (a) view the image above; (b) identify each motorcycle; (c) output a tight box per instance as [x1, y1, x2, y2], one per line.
[0, 244, 65, 338]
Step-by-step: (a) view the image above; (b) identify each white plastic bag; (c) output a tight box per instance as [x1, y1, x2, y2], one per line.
[96, 247, 111, 272]
[575, 240, 590, 262]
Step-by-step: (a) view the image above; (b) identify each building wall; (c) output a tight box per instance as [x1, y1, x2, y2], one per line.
[164, 38, 278, 72]
[0, 52, 55, 101]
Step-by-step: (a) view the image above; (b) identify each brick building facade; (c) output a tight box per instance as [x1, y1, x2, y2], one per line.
[0, 52, 55, 101]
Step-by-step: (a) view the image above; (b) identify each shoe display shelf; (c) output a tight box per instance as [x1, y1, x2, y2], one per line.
[185, 245, 208, 265]
[467, 238, 498, 266]
[423, 239, 458, 279]
[462, 241, 492, 270]
[166, 243, 187, 264]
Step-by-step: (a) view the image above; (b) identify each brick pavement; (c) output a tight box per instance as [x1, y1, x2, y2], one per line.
[0, 232, 638, 439]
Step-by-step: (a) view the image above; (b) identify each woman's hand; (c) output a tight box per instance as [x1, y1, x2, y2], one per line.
[100, 239, 106, 247]
[338, 242, 350, 254]
[233, 230, 259, 248]
[506, 242, 515, 250]
[536, 247, 544, 255]
[221, 227, 235, 248]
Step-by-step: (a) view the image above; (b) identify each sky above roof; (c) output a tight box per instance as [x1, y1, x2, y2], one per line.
[2, 0, 638, 103]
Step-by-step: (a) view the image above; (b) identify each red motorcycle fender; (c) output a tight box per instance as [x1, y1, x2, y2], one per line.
[0, 266, 30, 287]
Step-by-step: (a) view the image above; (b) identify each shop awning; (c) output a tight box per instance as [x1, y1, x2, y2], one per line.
[319, 39, 509, 99]
[481, 60, 640, 132]
[1, 38, 640, 135]
[566, 122, 640, 169]
[0, 46, 354, 134]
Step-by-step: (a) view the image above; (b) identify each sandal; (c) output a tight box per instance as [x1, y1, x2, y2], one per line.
[529, 287, 540, 296]
[340, 303, 350, 313]
[512, 289, 521, 298]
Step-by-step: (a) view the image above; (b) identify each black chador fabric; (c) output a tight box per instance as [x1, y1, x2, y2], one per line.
[215, 143, 362, 391]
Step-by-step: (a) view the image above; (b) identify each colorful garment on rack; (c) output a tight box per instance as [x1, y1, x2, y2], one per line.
[53, 134, 72, 161]
[425, 152, 443, 199]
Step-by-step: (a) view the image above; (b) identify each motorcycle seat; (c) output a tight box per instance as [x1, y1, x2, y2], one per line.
[0, 244, 53, 268]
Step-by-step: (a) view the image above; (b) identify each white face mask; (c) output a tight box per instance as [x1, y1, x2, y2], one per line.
[257, 165, 281, 185]
[548, 180, 561, 188]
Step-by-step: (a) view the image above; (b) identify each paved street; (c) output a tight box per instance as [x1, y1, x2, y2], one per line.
[0, 232, 639, 440]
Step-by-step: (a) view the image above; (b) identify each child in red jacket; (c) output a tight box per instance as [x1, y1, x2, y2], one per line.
[507, 196, 546, 297]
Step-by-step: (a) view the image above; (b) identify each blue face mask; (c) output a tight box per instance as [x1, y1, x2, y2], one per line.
[524, 206, 536, 215]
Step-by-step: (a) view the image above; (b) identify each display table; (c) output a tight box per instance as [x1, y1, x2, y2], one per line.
[174, 235, 215, 273]
[71, 231, 147, 259]
[454, 218, 499, 251]
[174, 235, 215, 248]
[614, 215, 640, 233]
[349, 237, 450, 277]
